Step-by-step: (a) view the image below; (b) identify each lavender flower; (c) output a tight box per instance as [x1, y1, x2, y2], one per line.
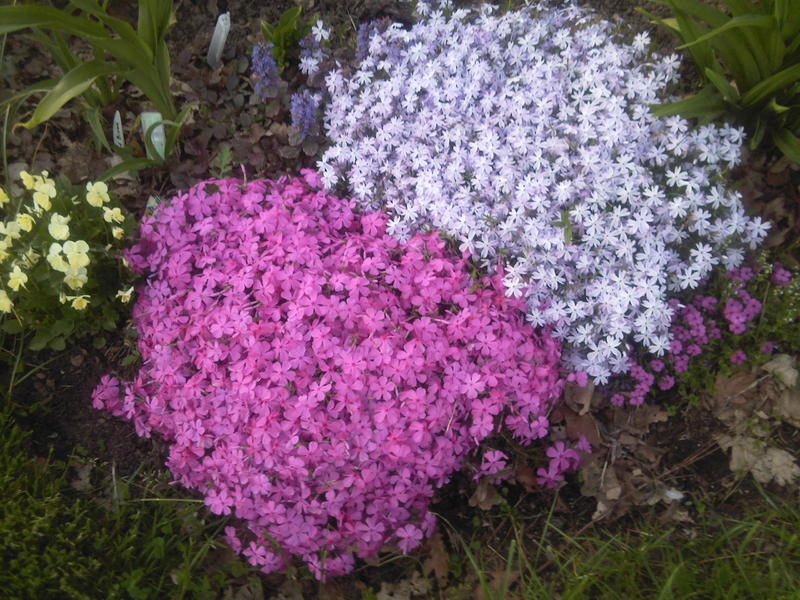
[251, 42, 279, 98]
[319, 0, 769, 383]
[290, 90, 320, 140]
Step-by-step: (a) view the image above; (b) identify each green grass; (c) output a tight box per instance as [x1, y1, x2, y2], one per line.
[444, 492, 800, 600]
[0, 409, 259, 600]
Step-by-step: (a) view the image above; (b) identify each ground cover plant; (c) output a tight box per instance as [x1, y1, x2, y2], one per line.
[1, 0, 799, 597]
[320, 0, 771, 384]
[92, 170, 566, 578]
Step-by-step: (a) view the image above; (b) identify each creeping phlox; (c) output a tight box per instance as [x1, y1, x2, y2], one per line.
[320, 0, 769, 383]
[93, 172, 564, 579]
[0, 171, 134, 349]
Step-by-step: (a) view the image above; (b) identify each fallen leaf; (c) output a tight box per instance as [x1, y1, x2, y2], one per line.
[469, 478, 503, 511]
[423, 531, 449, 588]
[561, 406, 603, 448]
[564, 381, 594, 415]
[713, 370, 758, 405]
[716, 434, 800, 486]
[774, 388, 800, 428]
[762, 354, 798, 389]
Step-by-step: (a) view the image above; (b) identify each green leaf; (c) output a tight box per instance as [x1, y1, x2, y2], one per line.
[48, 336, 66, 351]
[750, 116, 768, 149]
[0, 5, 105, 38]
[0, 79, 58, 109]
[652, 0, 728, 27]
[773, 128, 800, 163]
[678, 15, 774, 50]
[82, 104, 112, 153]
[18, 60, 121, 129]
[704, 68, 741, 104]
[52, 319, 74, 337]
[651, 85, 728, 120]
[98, 157, 158, 181]
[741, 62, 800, 107]
[1, 319, 23, 335]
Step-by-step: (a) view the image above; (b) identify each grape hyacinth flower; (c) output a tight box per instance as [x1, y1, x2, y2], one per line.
[290, 90, 320, 140]
[251, 42, 280, 98]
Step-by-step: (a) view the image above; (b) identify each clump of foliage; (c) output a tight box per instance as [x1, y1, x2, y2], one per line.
[0, 411, 256, 599]
[93, 171, 564, 579]
[319, 0, 769, 384]
[0, 172, 135, 351]
[0, 0, 191, 169]
[608, 255, 800, 405]
[646, 0, 800, 162]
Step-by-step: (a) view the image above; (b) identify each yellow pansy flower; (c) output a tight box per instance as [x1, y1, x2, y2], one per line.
[0, 188, 9, 207]
[33, 191, 52, 212]
[102, 206, 124, 224]
[64, 267, 88, 290]
[85, 181, 110, 207]
[15, 213, 35, 232]
[8, 265, 27, 291]
[112, 226, 125, 239]
[0, 289, 12, 313]
[63, 240, 90, 269]
[116, 286, 134, 303]
[47, 243, 69, 273]
[48, 213, 70, 240]
[34, 178, 57, 199]
[1, 221, 21, 240]
[70, 295, 90, 310]
[20, 170, 35, 190]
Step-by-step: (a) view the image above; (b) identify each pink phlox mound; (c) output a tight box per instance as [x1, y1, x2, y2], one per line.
[93, 170, 562, 578]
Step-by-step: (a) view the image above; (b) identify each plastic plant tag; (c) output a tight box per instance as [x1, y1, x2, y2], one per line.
[141, 111, 166, 161]
[112, 110, 124, 148]
[207, 12, 231, 69]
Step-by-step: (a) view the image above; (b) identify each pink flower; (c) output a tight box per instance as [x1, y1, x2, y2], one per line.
[93, 172, 563, 579]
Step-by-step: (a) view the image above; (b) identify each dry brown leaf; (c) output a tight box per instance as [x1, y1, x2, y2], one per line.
[561, 406, 603, 447]
[762, 354, 798, 389]
[469, 478, 503, 511]
[422, 531, 449, 588]
[513, 462, 538, 493]
[716, 434, 800, 486]
[774, 388, 800, 429]
[712, 370, 758, 405]
[564, 381, 594, 415]
[579, 455, 624, 519]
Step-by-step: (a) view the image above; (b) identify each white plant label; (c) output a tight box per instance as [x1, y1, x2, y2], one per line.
[141, 111, 166, 161]
[112, 110, 124, 148]
[207, 12, 231, 69]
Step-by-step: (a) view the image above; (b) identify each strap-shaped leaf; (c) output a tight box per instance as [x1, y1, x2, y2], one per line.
[704, 67, 741, 105]
[710, 29, 762, 90]
[649, 0, 728, 26]
[650, 85, 728, 120]
[741, 63, 800, 107]
[724, 0, 761, 17]
[666, 3, 716, 73]
[749, 116, 768, 149]
[773, 128, 800, 163]
[98, 157, 158, 181]
[0, 5, 105, 38]
[0, 79, 57, 108]
[18, 59, 120, 129]
[69, 0, 146, 53]
[678, 15, 774, 48]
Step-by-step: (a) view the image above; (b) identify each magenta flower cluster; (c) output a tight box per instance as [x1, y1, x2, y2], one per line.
[92, 171, 562, 578]
[609, 263, 794, 406]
